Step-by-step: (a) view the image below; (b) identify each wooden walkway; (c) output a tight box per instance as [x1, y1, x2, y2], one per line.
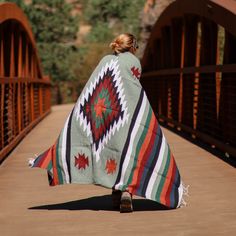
[0, 104, 235, 236]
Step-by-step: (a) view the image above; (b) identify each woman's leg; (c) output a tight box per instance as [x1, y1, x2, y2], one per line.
[111, 189, 122, 209]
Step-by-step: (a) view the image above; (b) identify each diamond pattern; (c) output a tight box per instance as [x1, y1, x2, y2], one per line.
[75, 59, 129, 161]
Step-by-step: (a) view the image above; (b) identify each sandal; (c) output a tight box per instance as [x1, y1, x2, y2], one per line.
[120, 191, 133, 213]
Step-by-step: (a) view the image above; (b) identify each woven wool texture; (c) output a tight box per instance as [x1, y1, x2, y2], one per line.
[32, 52, 184, 209]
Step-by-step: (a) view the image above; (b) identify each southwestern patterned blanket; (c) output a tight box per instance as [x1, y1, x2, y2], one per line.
[30, 52, 185, 209]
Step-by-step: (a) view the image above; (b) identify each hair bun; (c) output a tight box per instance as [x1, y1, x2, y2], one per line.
[109, 33, 137, 54]
[109, 42, 119, 50]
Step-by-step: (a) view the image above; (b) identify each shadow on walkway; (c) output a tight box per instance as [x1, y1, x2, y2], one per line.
[29, 194, 170, 212]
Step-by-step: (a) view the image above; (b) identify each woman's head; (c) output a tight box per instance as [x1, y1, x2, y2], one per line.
[109, 33, 139, 55]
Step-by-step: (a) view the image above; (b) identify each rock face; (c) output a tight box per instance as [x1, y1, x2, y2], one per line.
[138, 0, 175, 58]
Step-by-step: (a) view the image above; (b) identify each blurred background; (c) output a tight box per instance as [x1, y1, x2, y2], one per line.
[0, 0, 173, 104]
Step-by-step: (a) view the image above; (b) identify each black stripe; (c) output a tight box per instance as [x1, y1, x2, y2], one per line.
[47, 172, 53, 186]
[173, 169, 181, 208]
[66, 107, 74, 183]
[113, 89, 144, 187]
[141, 126, 163, 196]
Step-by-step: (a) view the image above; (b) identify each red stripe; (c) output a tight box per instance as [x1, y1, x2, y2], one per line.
[40, 149, 52, 169]
[35, 149, 50, 168]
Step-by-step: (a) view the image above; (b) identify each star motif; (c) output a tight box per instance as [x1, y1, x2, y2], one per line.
[105, 158, 117, 174]
[131, 66, 141, 79]
[94, 97, 106, 118]
[75, 153, 89, 170]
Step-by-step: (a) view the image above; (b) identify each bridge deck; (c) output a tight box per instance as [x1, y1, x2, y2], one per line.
[0, 104, 235, 236]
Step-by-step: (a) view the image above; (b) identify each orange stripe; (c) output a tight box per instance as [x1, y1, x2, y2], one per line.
[160, 154, 174, 206]
[51, 142, 59, 186]
[128, 113, 156, 193]
[40, 150, 52, 169]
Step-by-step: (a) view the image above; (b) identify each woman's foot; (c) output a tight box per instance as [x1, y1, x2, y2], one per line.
[120, 191, 133, 213]
[112, 190, 122, 210]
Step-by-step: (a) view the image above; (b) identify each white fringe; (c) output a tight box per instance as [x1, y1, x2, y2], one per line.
[28, 158, 35, 167]
[28, 154, 38, 167]
[180, 183, 190, 208]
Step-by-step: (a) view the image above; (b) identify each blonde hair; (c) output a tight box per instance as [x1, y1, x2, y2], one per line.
[109, 33, 138, 54]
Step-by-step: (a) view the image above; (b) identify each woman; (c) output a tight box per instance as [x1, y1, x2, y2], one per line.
[30, 33, 186, 213]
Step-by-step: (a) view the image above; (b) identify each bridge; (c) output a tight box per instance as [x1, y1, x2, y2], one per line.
[0, 1, 236, 235]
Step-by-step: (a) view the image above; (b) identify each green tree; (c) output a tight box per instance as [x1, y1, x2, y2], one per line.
[84, 0, 146, 42]
[24, 0, 79, 82]
[84, 0, 130, 23]
[123, 0, 146, 35]
[0, 0, 25, 8]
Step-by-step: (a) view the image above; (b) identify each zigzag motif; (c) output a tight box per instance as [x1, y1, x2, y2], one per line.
[75, 59, 129, 161]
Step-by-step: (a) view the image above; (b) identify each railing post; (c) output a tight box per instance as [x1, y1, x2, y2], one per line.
[0, 27, 4, 149]
[18, 32, 22, 133]
[219, 32, 236, 148]
[178, 22, 185, 125]
[39, 85, 43, 115]
[182, 15, 198, 129]
[170, 18, 182, 123]
[197, 19, 218, 137]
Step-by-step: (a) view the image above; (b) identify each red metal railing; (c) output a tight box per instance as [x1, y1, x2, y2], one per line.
[0, 3, 51, 162]
[141, 0, 236, 159]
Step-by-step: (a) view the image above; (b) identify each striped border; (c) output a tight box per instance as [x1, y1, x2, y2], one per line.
[114, 89, 181, 208]
[114, 89, 145, 189]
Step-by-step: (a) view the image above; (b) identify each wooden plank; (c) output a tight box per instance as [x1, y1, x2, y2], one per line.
[17, 82, 21, 133]
[0, 84, 4, 148]
[30, 84, 34, 121]
[25, 42, 29, 77]
[178, 22, 185, 124]
[193, 22, 201, 130]
[39, 86, 43, 115]
[18, 33, 22, 77]
[0, 27, 4, 77]
[10, 30, 15, 78]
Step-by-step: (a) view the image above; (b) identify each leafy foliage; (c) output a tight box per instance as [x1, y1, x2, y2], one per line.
[0, 0, 25, 8]
[26, 0, 78, 44]
[74, 43, 111, 93]
[84, 0, 130, 23]
[84, 0, 146, 42]
[86, 22, 114, 43]
[23, 0, 79, 83]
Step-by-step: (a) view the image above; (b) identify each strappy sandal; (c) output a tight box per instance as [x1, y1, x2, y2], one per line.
[120, 190, 133, 213]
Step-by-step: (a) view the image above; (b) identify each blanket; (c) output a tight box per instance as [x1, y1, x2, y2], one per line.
[30, 52, 185, 209]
